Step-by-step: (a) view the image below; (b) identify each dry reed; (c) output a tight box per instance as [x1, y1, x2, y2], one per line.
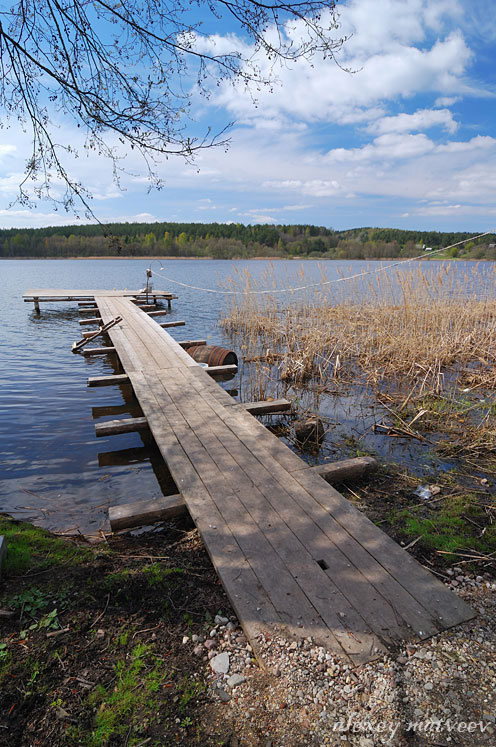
[221, 262, 496, 397]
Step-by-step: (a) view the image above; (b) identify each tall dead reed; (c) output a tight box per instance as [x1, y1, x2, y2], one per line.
[221, 262, 496, 397]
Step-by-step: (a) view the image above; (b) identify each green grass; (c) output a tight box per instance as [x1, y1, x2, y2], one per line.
[73, 643, 173, 747]
[0, 516, 90, 576]
[391, 495, 496, 560]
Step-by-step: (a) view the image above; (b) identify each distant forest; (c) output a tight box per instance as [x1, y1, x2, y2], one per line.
[1, 222, 495, 260]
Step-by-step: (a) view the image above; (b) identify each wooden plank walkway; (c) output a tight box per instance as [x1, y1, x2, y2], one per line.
[85, 294, 475, 665]
[23, 288, 177, 299]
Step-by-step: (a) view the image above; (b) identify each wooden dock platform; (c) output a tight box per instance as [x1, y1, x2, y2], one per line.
[26, 290, 475, 665]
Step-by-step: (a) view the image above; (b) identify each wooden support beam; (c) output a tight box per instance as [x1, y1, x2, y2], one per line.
[206, 364, 238, 376]
[309, 456, 378, 485]
[87, 374, 130, 387]
[109, 494, 186, 531]
[243, 399, 291, 415]
[25, 297, 94, 303]
[82, 346, 117, 356]
[95, 416, 148, 437]
[145, 309, 168, 317]
[159, 321, 186, 328]
[177, 339, 206, 348]
[79, 317, 102, 326]
[78, 302, 98, 308]
[0, 535, 6, 579]
[73, 316, 122, 352]
[134, 304, 157, 310]
[33, 297, 40, 313]
[81, 328, 109, 339]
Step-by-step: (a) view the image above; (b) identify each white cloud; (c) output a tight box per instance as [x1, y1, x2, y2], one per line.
[0, 144, 16, 158]
[207, 3, 474, 127]
[367, 108, 458, 135]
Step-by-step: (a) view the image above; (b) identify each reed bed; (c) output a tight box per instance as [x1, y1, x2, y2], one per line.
[221, 263, 496, 397]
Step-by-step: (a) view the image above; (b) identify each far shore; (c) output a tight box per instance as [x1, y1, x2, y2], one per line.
[2, 254, 492, 261]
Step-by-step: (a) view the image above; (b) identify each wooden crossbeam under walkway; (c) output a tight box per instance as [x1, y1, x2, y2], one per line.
[86, 295, 474, 665]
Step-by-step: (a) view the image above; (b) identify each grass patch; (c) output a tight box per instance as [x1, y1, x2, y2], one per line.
[74, 643, 173, 747]
[391, 495, 496, 561]
[0, 515, 90, 576]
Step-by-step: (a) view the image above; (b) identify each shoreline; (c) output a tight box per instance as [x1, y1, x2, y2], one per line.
[1, 254, 494, 262]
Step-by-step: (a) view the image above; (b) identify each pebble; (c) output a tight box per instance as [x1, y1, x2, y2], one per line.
[183, 574, 496, 746]
[215, 615, 229, 625]
[227, 673, 246, 689]
[210, 652, 230, 675]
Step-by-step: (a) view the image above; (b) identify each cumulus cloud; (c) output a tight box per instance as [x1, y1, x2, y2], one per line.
[366, 109, 458, 135]
[206, 2, 474, 127]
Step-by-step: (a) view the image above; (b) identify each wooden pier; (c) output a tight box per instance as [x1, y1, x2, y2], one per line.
[25, 289, 475, 665]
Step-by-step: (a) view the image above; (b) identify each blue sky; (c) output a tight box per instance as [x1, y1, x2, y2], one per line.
[1, 0, 496, 232]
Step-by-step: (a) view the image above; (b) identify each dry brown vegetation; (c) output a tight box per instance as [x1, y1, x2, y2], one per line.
[221, 262, 496, 464]
[222, 263, 496, 395]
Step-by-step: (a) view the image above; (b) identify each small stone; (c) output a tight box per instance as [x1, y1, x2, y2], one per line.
[204, 639, 217, 650]
[182, 636, 189, 645]
[396, 656, 407, 664]
[289, 641, 298, 650]
[217, 688, 231, 702]
[215, 615, 229, 626]
[193, 645, 203, 656]
[424, 682, 434, 691]
[191, 634, 199, 643]
[210, 628, 217, 638]
[210, 652, 230, 675]
[227, 673, 246, 689]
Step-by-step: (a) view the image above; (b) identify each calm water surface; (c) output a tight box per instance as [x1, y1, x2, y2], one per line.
[0, 258, 493, 532]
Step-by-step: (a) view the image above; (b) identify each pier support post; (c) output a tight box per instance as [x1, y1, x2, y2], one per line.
[33, 297, 40, 314]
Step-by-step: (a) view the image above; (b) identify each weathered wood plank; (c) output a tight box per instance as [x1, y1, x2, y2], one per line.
[79, 317, 102, 326]
[81, 346, 117, 356]
[95, 416, 148, 437]
[24, 289, 176, 298]
[0, 536, 6, 579]
[243, 399, 291, 415]
[157, 370, 385, 660]
[129, 370, 287, 656]
[206, 364, 238, 376]
[177, 340, 206, 348]
[87, 374, 129, 387]
[291, 467, 475, 630]
[70, 295, 474, 663]
[109, 494, 186, 531]
[145, 309, 168, 317]
[159, 321, 186, 328]
[310, 456, 378, 485]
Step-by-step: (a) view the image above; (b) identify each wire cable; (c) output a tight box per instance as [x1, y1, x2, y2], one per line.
[149, 230, 496, 295]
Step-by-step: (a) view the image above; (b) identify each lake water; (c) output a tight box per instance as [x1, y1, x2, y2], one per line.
[1, 258, 494, 533]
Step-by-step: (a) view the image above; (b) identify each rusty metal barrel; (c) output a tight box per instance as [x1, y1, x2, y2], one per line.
[185, 345, 238, 367]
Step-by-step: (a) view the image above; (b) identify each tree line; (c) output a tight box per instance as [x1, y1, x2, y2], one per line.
[1, 223, 495, 260]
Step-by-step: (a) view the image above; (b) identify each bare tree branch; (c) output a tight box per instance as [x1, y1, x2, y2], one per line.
[0, 0, 345, 214]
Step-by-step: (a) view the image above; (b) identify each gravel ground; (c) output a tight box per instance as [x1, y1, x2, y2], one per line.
[187, 571, 495, 746]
